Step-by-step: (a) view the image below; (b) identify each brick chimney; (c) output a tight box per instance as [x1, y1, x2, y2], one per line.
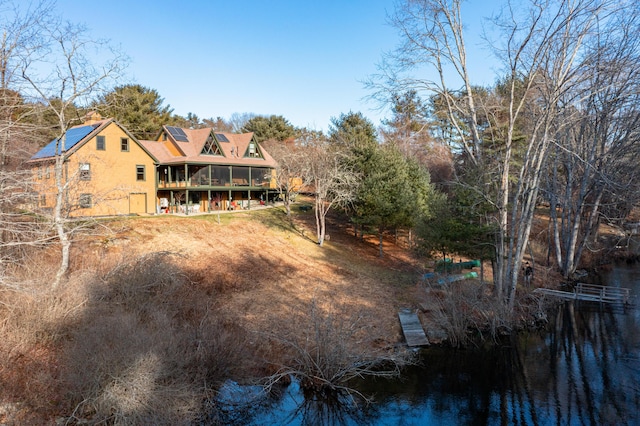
[83, 111, 102, 125]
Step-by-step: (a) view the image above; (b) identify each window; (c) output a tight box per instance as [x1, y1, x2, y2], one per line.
[79, 193, 92, 208]
[79, 163, 91, 180]
[136, 165, 145, 181]
[201, 134, 222, 155]
[121, 137, 129, 151]
[244, 141, 263, 158]
[45, 166, 50, 179]
[96, 135, 105, 151]
[40, 194, 46, 206]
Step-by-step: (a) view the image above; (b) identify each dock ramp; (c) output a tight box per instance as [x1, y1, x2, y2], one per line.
[398, 309, 430, 347]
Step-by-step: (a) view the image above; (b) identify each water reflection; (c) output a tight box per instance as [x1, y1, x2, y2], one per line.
[218, 378, 371, 426]
[287, 391, 370, 426]
[239, 265, 640, 425]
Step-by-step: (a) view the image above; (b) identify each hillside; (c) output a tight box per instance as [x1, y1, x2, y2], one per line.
[1, 202, 428, 424]
[85, 204, 425, 341]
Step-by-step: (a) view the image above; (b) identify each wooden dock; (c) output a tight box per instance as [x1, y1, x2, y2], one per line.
[398, 309, 430, 347]
[534, 283, 630, 305]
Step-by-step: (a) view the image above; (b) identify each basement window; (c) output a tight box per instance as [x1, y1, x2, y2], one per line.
[79, 193, 92, 208]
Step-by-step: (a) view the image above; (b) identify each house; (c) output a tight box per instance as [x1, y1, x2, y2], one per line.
[27, 113, 279, 217]
[28, 112, 158, 216]
[138, 125, 278, 213]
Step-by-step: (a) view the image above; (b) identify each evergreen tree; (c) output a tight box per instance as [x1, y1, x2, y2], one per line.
[242, 114, 295, 142]
[328, 111, 378, 236]
[416, 184, 495, 274]
[329, 111, 378, 152]
[92, 84, 174, 139]
[356, 144, 435, 257]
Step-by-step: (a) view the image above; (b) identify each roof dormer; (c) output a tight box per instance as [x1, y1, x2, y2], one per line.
[243, 139, 264, 159]
[201, 131, 224, 156]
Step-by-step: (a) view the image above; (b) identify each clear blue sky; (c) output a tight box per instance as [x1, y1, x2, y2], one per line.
[55, 0, 498, 132]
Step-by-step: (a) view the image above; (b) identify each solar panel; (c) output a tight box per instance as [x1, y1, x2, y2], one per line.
[166, 126, 189, 142]
[31, 124, 98, 159]
[215, 133, 229, 142]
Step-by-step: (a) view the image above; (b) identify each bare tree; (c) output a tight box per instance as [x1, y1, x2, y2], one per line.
[493, 0, 611, 307]
[262, 132, 315, 217]
[545, 7, 640, 276]
[0, 1, 57, 283]
[370, 0, 484, 164]
[303, 135, 358, 246]
[0, 1, 52, 167]
[19, 17, 126, 288]
[228, 112, 256, 133]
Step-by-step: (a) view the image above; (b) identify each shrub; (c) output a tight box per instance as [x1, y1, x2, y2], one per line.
[1, 252, 259, 424]
[425, 280, 512, 347]
[263, 299, 416, 402]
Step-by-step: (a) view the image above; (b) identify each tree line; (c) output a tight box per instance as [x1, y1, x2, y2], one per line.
[366, 0, 640, 308]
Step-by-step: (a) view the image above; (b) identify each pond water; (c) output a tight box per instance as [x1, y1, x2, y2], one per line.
[220, 264, 640, 425]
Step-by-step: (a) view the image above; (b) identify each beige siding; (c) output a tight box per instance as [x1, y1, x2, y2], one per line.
[30, 122, 156, 217]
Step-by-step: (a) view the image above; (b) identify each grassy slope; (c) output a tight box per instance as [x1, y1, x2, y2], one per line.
[0, 203, 427, 424]
[104, 205, 425, 344]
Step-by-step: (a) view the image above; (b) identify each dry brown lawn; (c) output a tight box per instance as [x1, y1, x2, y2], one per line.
[0, 202, 428, 424]
[79, 204, 425, 344]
